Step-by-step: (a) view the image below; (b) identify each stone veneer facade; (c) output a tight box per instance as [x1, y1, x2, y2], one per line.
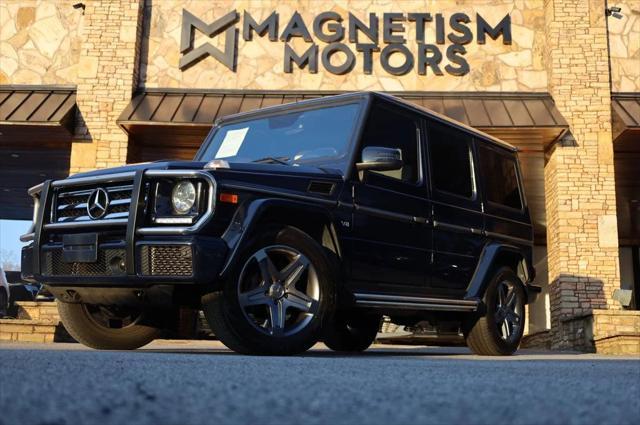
[141, 0, 549, 92]
[1, 0, 639, 353]
[0, 1, 83, 85]
[543, 0, 624, 349]
[69, 0, 144, 174]
[609, 1, 640, 92]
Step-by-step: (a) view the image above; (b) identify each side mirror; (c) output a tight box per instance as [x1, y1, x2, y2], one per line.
[356, 146, 403, 171]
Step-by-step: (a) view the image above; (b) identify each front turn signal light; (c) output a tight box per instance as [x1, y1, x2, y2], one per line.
[219, 193, 238, 204]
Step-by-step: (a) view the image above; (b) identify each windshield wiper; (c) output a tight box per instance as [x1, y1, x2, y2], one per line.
[252, 156, 290, 165]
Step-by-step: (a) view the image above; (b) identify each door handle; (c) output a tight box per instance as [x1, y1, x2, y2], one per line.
[412, 216, 429, 225]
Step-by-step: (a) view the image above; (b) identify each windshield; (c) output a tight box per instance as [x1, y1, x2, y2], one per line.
[197, 103, 361, 174]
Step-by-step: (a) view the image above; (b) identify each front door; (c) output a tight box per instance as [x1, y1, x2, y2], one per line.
[347, 102, 432, 296]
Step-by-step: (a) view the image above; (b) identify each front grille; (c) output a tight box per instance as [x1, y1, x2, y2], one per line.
[139, 245, 193, 277]
[53, 184, 133, 223]
[42, 247, 126, 277]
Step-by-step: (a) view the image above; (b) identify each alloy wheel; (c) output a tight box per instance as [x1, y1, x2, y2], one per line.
[237, 245, 320, 337]
[494, 280, 523, 343]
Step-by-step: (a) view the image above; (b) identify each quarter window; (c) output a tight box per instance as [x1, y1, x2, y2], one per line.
[478, 146, 523, 210]
[428, 121, 474, 198]
[360, 104, 419, 184]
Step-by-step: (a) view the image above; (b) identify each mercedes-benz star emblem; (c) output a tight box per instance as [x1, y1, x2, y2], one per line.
[87, 188, 109, 220]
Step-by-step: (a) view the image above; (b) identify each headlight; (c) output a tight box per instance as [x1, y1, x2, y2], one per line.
[171, 181, 196, 214]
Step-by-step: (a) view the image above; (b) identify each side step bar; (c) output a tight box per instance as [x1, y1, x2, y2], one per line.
[354, 293, 479, 312]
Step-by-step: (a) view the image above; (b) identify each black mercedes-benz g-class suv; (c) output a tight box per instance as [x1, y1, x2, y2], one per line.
[21, 92, 540, 355]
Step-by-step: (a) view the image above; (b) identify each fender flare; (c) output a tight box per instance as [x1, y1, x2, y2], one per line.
[464, 242, 532, 302]
[217, 198, 338, 280]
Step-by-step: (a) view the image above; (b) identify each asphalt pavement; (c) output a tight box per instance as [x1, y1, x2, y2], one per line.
[0, 340, 638, 425]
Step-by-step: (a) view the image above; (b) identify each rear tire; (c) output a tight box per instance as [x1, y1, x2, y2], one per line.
[0, 289, 8, 317]
[464, 267, 526, 356]
[57, 300, 160, 350]
[202, 226, 337, 355]
[323, 312, 381, 352]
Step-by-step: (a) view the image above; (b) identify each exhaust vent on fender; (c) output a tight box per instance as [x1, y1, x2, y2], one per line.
[307, 181, 335, 195]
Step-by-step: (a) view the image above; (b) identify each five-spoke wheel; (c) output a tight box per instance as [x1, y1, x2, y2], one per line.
[202, 226, 337, 355]
[237, 246, 320, 337]
[464, 267, 526, 356]
[494, 279, 523, 344]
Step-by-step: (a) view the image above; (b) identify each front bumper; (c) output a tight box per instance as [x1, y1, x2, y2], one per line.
[20, 169, 226, 288]
[21, 235, 227, 287]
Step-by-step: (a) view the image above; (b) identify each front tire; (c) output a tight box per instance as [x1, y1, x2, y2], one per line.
[202, 226, 337, 355]
[57, 301, 160, 350]
[464, 267, 526, 356]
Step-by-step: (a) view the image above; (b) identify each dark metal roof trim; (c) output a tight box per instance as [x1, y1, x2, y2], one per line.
[612, 92, 640, 128]
[118, 90, 570, 151]
[118, 89, 568, 128]
[0, 86, 77, 132]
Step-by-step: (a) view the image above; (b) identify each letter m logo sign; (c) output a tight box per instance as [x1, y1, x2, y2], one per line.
[179, 9, 239, 71]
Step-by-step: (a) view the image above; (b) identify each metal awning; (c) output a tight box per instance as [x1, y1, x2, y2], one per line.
[0, 86, 76, 220]
[612, 93, 640, 151]
[117, 90, 569, 155]
[0, 85, 77, 134]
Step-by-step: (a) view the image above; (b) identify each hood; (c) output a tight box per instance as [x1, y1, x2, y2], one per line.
[68, 160, 344, 180]
[68, 160, 208, 179]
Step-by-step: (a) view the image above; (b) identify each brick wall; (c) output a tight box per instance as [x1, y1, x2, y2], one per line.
[69, 0, 144, 174]
[543, 0, 622, 350]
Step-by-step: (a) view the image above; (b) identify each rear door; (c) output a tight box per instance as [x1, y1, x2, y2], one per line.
[476, 144, 533, 245]
[348, 101, 432, 295]
[426, 120, 485, 298]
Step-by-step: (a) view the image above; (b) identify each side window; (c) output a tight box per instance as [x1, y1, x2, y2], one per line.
[478, 146, 523, 210]
[427, 121, 475, 198]
[360, 104, 419, 184]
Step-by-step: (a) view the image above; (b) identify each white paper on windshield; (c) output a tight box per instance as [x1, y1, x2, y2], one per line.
[215, 127, 249, 158]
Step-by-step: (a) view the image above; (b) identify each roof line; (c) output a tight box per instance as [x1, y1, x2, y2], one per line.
[611, 92, 640, 99]
[0, 84, 77, 92]
[136, 87, 558, 99]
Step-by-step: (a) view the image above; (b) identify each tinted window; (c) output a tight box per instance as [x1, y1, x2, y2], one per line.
[361, 104, 419, 183]
[197, 103, 360, 175]
[428, 121, 474, 198]
[479, 146, 523, 210]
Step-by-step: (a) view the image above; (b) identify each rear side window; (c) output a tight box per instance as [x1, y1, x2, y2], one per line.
[427, 121, 474, 198]
[478, 146, 523, 210]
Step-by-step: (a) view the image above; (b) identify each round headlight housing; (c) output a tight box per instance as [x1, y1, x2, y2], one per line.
[171, 180, 196, 214]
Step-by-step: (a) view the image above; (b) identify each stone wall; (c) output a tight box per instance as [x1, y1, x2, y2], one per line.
[543, 0, 622, 350]
[140, 0, 548, 92]
[16, 301, 60, 322]
[69, 0, 144, 173]
[560, 310, 640, 354]
[0, 1, 84, 85]
[608, 1, 640, 92]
